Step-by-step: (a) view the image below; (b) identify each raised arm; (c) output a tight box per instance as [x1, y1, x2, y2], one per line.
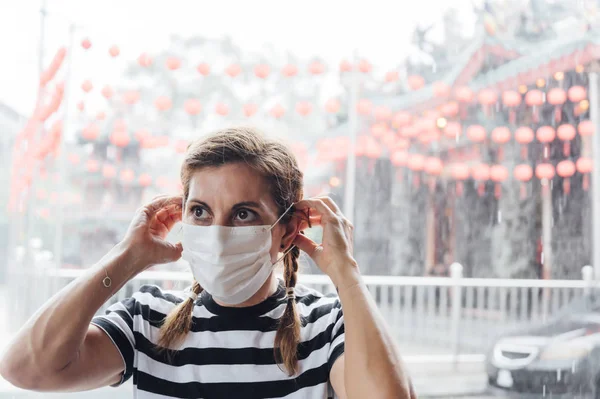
[294, 197, 415, 399]
[0, 196, 183, 392]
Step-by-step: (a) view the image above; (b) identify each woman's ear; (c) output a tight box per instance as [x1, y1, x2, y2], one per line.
[280, 216, 301, 251]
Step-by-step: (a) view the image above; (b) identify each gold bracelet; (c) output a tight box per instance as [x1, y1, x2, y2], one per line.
[102, 267, 112, 288]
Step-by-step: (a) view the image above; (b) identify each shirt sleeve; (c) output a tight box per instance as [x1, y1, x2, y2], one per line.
[91, 296, 138, 386]
[327, 299, 345, 373]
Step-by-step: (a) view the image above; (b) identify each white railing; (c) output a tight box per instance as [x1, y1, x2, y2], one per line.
[6, 263, 598, 357]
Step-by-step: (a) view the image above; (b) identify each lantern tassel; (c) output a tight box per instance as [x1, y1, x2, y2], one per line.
[428, 177, 436, 193]
[478, 182, 485, 197]
[521, 145, 528, 160]
[563, 141, 571, 157]
[584, 174, 590, 191]
[495, 183, 502, 198]
[554, 107, 561, 124]
[498, 147, 504, 162]
[509, 110, 516, 125]
[520, 183, 527, 200]
[413, 173, 420, 188]
[533, 107, 539, 124]
[564, 178, 570, 195]
[456, 181, 464, 196]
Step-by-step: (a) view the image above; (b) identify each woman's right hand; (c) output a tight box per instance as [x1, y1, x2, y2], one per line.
[121, 195, 183, 270]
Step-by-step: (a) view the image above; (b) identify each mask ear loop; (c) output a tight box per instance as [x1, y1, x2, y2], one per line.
[269, 202, 298, 265]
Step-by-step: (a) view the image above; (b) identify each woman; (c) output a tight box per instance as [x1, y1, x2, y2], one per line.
[0, 127, 414, 398]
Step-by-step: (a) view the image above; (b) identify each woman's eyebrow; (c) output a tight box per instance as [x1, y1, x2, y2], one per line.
[187, 199, 211, 211]
[231, 201, 262, 209]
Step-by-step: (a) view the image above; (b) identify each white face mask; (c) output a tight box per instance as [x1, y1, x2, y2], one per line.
[181, 205, 294, 305]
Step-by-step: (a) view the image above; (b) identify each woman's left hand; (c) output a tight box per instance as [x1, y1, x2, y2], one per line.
[293, 196, 360, 289]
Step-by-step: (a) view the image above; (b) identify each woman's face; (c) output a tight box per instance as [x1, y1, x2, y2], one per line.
[182, 162, 299, 261]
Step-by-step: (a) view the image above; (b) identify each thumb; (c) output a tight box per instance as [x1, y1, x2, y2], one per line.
[158, 240, 183, 262]
[293, 234, 323, 264]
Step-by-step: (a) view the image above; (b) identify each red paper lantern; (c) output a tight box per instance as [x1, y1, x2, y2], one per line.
[444, 121, 462, 139]
[120, 169, 135, 183]
[440, 102, 459, 117]
[308, 61, 325, 75]
[215, 103, 229, 116]
[557, 124, 576, 156]
[467, 125, 486, 143]
[478, 89, 498, 105]
[81, 38, 91, 50]
[365, 137, 382, 159]
[243, 103, 258, 117]
[385, 71, 399, 82]
[96, 111, 106, 120]
[225, 63, 241, 78]
[101, 85, 113, 99]
[77, 101, 85, 112]
[122, 91, 140, 105]
[472, 163, 490, 196]
[339, 59, 353, 72]
[86, 159, 100, 172]
[577, 157, 593, 191]
[110, 130, 130, 148]
[514, 164, 533, 182]
[452, 163, 470, 196]
[155, 96, 172, 111]
[492, 127, 511, 144]
[254, 64, 270, 79]
[548, 88, 566, 105]
[401, 126, 418, 138]
[325, 98, 340, 114]
[81, 80, 93, 93]
[568, 86, 587, 103]
[197, 63, 210, 76]
[536, 126, 556, 143]
[374, 106, 392, 121]
[370, 123, 387, 137]
[525, 90, 544, 106]
[138, 53, 153, 67]
[536, 163, 555, 180]
[139, 173, 152, 187]
[490, 165, 508, 182]
[392, 112, 411, 127]
[270, 104, 285, 119]
[282, 64, 298, 77]
[557, 159, 576, 194]
[408, 75, 425, 91]
[515, 126, 534, 159]
[502, 91, 522, 107]
[358, 59, 371, 73]
[166, 57, 181, 70]
[356, 99, 372, 115]
[455, 86, 474, 103]
[491, 164, 508, 198]
[579, 120, 594, 137]
[102, 164, 116, 178]
[82, 124, 100, 141]
[433, 81, 450, 98]
[109, 45, 120, 57]
[514, 164, 533, 198]
[296, 101, 312, 116]
[135, 128, 151, 142]
[184, 99, 202, 115]
[424, 157, 443, 175]
[391, 151, 408, 166]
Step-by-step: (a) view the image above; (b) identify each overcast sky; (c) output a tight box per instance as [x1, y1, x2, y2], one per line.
[0, 0, 477, 117]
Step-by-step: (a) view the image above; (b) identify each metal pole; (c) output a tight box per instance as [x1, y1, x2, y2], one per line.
[343, 52, 359, 222]
[589, 71, 600, 280]
[52, 23, 76, 289]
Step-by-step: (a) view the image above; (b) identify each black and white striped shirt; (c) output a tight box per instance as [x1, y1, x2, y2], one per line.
[91, 279, 345, 398]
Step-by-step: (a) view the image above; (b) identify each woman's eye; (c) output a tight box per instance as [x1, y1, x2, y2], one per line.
[234, 209, 257, 222]
[192, 206, 207, 219]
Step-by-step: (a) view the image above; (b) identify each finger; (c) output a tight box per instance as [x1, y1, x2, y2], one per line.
[295, 199, 338, 223]
[145, 195, 183, 215]
[316, 195, 342, 215]
[293, 234, 323, 264]
[298, 215, 322, 231]
[155, 239, 183, 263]
[155, 206, 182, 232]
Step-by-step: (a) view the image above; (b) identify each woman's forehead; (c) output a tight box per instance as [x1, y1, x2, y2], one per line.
[187, 163, 276, 209]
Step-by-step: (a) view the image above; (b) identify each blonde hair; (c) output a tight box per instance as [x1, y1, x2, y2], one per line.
[157, 126, 304, 376]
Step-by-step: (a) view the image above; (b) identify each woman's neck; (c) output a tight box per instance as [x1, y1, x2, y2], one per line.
[213, 273, 279, 308]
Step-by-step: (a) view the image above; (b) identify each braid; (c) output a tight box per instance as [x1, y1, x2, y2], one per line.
[274, 245, 301, 375]
[158, 280, 203, 350]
